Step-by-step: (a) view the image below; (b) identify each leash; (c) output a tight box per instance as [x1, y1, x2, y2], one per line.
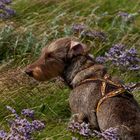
[77, 74, 127, 112]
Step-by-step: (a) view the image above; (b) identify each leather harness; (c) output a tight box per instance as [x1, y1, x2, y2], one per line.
[77, 74, 127, 112]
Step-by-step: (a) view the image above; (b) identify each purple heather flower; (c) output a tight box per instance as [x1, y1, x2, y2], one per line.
[0, 130, 7, 139]
[105, 44, 125, 58]
[118, 11, 137, 22]
[6, 106, 16, 114]
[68, 118, 120, 139]
[4, 7, 15, 15]
[12, 118, 33, 133]
[6, 133, 27, 140]
[96, 44, 140, 71]
[0, 13, 4, 18]
[1, 106, 45, 140]
[95, 56, 107, 64]
[21, 109, 34, 118]
[118, 11, 129, 17]
[93, 128, 119, 140]
[32, 120, 45, 131]
[79, 122, 91, 136]
[0, 0, 15, 19]
[124, 82, 140, 92]
[71, 24, 106, 41]
[0, 2, 5, 9]
[81, 30, 106, 41]
[100, 127, 119, 140]
[68, 120, 91, 136]
[128, 48, 137, 55]
[72, 24, 86, 33]
[72, 137, 78, 140]
[129, 65, 140, 71]
[1, 0, 12, 4]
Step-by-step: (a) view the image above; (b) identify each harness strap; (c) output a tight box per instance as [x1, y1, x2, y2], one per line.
[77, 74, 126, 112]
[101, 81, 106, 96]
[96, 87, 126, 112]
[77, 77, 122, 88]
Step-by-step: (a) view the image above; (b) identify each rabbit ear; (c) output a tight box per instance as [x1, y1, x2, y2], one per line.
[68, 41, 88, 58]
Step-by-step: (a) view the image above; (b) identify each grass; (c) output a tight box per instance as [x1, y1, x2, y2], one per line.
[0, 0, 140, 139]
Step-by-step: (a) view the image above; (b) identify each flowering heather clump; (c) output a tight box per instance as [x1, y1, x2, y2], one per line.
[72, 24, 86, 33]
[68, 120, 92, 137]
[72, 136, 78, 140]
[71, 23, 106, 41]
[21, 109, 34, 118]
[0, 0, 15, 19]
[118, 11, 139, 22]
[6, 105, 16, 114]
[0, 106, 45, 140]
[96, 44, 140, 71]
[95, 56, 107, 64]
[0, 130, 7, 139]
[81, 30, 106, 41]
[68, 118, 119, 140]
[123, 82, 140, 92]
[32, 120, 45, 131]
[94, 127, 120, 140]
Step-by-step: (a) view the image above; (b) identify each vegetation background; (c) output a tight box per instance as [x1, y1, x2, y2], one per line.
[0, 0, 140, 139]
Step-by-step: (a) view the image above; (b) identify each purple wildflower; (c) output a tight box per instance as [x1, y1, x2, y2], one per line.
[105, 44, 124, 59]
[129, 65, 140, 70]
[81, 30, 106, 41]
[79, 122, 91, 136]
[71, 23, 106, 41]
[96, 44, 140, 71]
[6, 106, 16, 114]
[1, 0, 12, 4]
[118, 11, 129, 17]
[101, 127, 119, 140]
[124, 82, 140, 92]
[11, 118, 34, 134]
[0, 2, 5, 9]
[128, 48, 137, 55]
[4, 7, 15, 15]
[72, 24, 86, 33]
[0, 0, 15, 19]
[1, 106, 45, 140]
[118, 11, 138, 22]
[93, 127, 119, 140]
[6, 133, 27, 140]
[0, 13, 5, 18]
[68, 120, 92, 137]
[32, 120, 45, 131]
[0, 130, 7, 139]
[95, 56, 107, 64]
[72, 136, 78, 140]
[68, 117, 120, 139]
[21, 109, 34, 118]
